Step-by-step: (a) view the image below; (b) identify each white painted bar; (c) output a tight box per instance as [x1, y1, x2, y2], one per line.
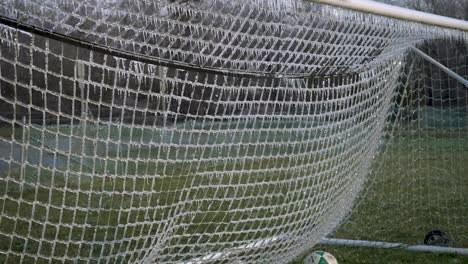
[411, 47, 468, 88]
[309, 0, 468, 31]
[184, 236, 285, 263]
[319, 238, 468, 255]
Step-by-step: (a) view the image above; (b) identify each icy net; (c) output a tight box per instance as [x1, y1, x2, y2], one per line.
[0, 0, 466, 263]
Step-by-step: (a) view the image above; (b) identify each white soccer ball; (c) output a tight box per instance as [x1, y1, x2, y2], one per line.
[304, 251, 338, 264]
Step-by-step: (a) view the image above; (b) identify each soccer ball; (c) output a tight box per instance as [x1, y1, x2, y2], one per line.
[304, 251, 338, 264]
[424, 230, 450, 247]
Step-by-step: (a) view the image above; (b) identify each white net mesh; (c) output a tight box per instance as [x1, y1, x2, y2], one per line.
[330, 42, 468, 256]
[0, 0, 466, 263]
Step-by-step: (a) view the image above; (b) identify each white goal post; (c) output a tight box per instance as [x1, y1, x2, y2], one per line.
[308, 0, 468, 258]
[310, 0, 468, 30]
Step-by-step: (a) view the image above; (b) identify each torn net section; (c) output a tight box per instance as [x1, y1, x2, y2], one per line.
[0, 0, 466, 263]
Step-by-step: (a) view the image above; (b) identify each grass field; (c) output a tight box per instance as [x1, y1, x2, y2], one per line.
[0, 121, 467, 263]
[0, 120, 357, 263]
[299, 127, 468, 263]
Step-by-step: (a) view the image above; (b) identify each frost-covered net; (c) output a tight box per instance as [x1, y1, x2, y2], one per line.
[0, 0, 466, 263]
[329, 41, 468, 255]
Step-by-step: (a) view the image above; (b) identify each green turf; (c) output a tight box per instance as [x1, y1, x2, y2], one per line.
[0, 125, 323, 263]
[303, 127, 468, 264]
[0, 127, 21, 140]
[0, 123, 467, 263]
[334, 128, 468, 246]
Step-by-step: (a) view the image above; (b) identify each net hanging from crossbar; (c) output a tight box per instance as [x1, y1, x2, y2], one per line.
[0, 0, 466, 263]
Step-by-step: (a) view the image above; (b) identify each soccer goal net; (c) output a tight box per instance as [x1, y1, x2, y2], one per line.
[0, 0, 466, 263]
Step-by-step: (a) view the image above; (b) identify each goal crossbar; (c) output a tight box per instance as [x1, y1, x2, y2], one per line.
[309, 0, 468, 31]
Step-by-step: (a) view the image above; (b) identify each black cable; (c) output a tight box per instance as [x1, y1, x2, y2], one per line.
[0, 15, 313, 80]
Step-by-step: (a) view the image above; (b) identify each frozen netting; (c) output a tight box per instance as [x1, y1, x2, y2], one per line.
[0, 0, 466, 263]
[330, 42, 468, 253]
